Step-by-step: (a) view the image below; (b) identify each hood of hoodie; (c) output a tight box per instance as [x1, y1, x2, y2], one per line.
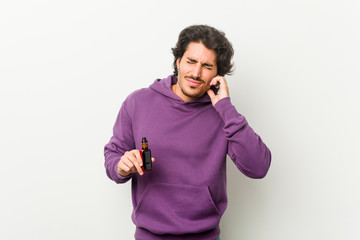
[149, 75, 212, 105]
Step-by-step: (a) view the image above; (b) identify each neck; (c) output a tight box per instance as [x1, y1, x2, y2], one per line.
[171, 82, 192, 102]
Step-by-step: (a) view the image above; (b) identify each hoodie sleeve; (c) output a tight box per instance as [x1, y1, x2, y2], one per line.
[104, 99, 135, 184]
[214, 97, 271, 178]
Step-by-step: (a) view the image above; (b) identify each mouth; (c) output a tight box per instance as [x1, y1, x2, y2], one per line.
[186, 77, 203, 87]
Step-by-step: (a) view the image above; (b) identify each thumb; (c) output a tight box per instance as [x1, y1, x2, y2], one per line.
[207, 89, 215, 100]
[207, 89, 218, 106]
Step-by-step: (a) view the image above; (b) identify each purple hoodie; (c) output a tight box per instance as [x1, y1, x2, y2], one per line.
[104, 75, 271, 240]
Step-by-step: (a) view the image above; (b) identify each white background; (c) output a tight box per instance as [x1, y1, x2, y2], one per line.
[1, 0, 359, 239]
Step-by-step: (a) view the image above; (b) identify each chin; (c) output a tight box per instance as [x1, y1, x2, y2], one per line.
[182, 88, 205, 99]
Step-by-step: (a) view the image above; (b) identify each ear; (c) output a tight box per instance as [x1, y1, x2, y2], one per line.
[176, 58, 181, 70]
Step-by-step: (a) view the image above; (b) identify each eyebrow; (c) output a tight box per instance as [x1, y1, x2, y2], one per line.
[186, 57, 214, 67]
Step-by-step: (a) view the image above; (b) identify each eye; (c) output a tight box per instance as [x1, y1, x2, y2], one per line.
[203, 64, 213, 70]
[186, 58, 197, 64]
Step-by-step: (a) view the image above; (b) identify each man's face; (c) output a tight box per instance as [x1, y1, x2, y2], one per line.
[175, 42, 218, 101]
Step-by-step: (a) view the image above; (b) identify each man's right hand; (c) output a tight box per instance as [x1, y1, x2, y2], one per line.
[117, 150, 155, 176]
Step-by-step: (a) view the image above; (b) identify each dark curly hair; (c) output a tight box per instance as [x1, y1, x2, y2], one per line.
[172, 25, 234, 76]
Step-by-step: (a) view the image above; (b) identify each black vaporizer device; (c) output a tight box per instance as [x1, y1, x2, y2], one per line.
[140, 137, 152, 171]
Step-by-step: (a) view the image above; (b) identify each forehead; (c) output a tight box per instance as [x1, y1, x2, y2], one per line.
[183, 42, 217, 65]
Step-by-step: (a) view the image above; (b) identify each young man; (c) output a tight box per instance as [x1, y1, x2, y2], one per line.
[104, 25, 271, 240]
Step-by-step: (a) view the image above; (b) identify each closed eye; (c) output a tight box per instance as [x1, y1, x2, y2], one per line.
[186, 57, 213, 70]
[203, 63, 213, 70]
[186, 58, 197, 64]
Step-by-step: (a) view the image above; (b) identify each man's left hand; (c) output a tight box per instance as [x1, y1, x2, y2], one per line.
[207, 76, 230, 106]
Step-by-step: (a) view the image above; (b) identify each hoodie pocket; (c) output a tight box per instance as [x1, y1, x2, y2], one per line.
[133, 182, 220, 235]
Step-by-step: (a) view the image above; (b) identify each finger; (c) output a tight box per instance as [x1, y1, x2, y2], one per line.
[118, 160, 132, 175]
[129, 150, 144, 175]
[127, 154, 143, 175]
[210, 75, 222, 85]
[151, 157, 155, 163]
[217, 77, 229, 97]
[218, 76, 227, 87]
[133, 150, 143, 167]
[134, 161, 144, 175]
[210, 78, 218, 86]
[122, 157, 137, 173]
[207, 88, 216, 99]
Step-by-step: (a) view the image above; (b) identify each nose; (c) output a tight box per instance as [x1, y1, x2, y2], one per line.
[192, 63, 202, 79]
